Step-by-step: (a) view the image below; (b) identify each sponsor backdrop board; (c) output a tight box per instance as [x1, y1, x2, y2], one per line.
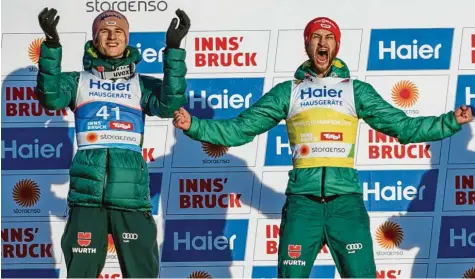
[1, 0, 474, 278]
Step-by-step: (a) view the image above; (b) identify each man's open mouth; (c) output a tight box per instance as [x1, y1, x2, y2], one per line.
[316, 49, 328, 64]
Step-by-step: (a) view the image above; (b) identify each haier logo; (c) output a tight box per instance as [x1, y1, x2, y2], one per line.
[264, 124, 292, 166]
[300, 86, 342, 99]
[185, 78, 264, 119]
[128, 32, 166, 74]
[359, 169, 438, 212]
[89, 79, 130, 91]
[1, 127, 74, 170]
[455, 75, 475, 119]
[367, 28, 454, 70]
[161, 219, 248, 262]
[252, 266, 336, 278]
[438, 216, 475, 258]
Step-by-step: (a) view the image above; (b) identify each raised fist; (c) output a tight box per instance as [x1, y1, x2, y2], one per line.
[166, 9, 190, 49]
[173, 107, 191, 131]
[38, 7, 60, 47]
[454, 105, 473, 125]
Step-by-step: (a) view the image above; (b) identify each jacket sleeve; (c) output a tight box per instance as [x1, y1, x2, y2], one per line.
[184, 81, 292, 147]
[140, 48, 187, 118]
[35, 43, 79, 110]
[354, 80, 462, 144]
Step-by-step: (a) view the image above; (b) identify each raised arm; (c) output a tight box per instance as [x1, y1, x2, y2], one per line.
[176, 81, 292, 147]
[140, 48, 187, 118]
[354, 80, 462, 144]
[35, 8, 78, 110]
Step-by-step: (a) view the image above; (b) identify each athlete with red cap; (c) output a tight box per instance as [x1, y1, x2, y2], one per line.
[173, 17, 472, 278]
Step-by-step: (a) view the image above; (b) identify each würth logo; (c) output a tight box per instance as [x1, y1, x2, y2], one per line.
[77, 232, 92, 247]
[288, 244, 301, 259]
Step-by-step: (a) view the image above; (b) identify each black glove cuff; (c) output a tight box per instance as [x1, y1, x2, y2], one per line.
[44, 38, 60, 48]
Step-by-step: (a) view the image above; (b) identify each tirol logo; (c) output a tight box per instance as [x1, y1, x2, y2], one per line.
[1, 127, 75, 170]
[109, 121, 133, 130]
[128, 32, 167, 74]
[288, 245, 301, 259]
[201, 142, 229, 158]
[161, 219, 248, 262]
[391, 80, 419, 108]
[264, 124, 292, 166]
[455, 75, 475, 119]
[438, 216, 475, 258]
[188, 271, 212, 278]
[77, 232, 92, 247]
[320, 132, 343, 141]
[463, 267, 475, 278]
[367, 28, 454, 70]
[28, 38, 44, 64]
[12, 179, 41, 208]
[376, 221, 404, 250]
[359, 169, 438, 212]
[184, 78, 264, 119]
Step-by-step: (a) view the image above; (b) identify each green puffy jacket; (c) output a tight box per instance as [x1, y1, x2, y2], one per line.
[35, 40, 187, 211]
[184, 58, 462, 198]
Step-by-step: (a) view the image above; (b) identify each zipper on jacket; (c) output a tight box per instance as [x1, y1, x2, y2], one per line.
[101, 149, 109, 209]
[321, 167, 326, 202]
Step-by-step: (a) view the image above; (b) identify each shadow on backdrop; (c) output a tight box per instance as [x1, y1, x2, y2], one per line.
[147, 104, 287, 279]
[1, 66, 72, 278]
[386, 123, 474, 279]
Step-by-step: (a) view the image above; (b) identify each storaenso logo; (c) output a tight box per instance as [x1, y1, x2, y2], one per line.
[86, 0, 168, 12]
[100, 135, 136, 141]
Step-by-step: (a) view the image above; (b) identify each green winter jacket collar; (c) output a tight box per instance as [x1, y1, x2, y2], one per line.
[294, 58, 351, 80]
[82, 40, 142, 74]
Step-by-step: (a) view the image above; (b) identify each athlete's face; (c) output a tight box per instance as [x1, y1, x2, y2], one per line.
[306, 29, 337, 77]
[94, 26, 127, 59]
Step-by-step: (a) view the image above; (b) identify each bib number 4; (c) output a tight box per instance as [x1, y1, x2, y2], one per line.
[96, 105, 121, 120]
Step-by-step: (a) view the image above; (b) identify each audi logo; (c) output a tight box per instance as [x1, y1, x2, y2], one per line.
[122, 233, 138, 240]
[346, 243, 363, 250]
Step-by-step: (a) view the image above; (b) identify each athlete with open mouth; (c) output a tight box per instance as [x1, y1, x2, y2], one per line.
[173, 17, 472, 278]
